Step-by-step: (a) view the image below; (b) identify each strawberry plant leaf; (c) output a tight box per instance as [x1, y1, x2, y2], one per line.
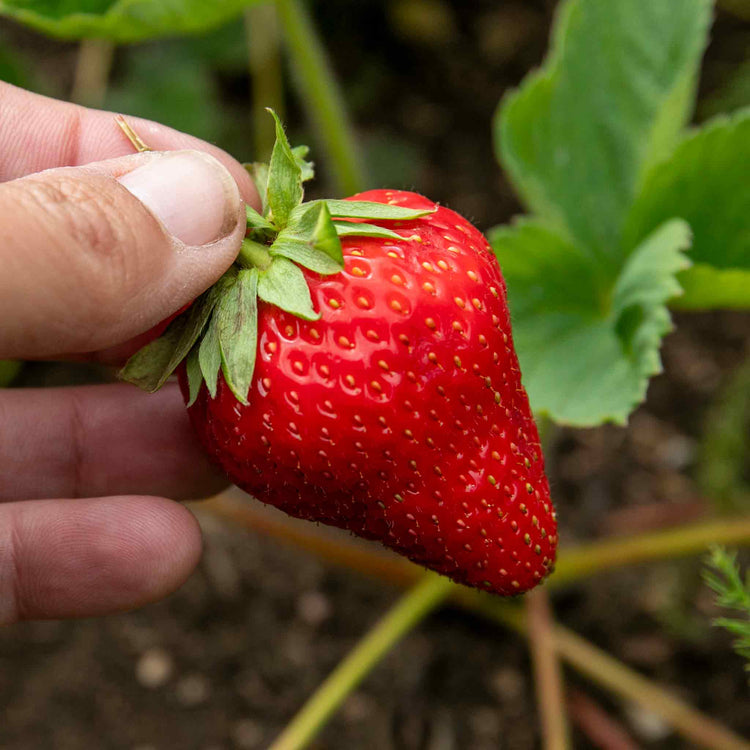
[120, 289, 219, 392]
[217, 268, 259, 404]
[0, 0, 262, 43]
[490, 219, 691, 426]
[266, 109, 303, 228]
[625, 109, 750, 310]
[258, 257, 320, 321]
[496, 0, 711, 266]
[332, 221, 404, 240]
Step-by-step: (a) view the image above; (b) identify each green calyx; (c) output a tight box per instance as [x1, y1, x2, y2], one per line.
[120, 109, 435, 405]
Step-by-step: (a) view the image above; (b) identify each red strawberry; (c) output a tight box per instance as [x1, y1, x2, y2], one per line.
[180, 190, 556, 595]
[122, 113, 556, 596]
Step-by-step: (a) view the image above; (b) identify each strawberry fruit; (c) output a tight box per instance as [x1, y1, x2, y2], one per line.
[122, 112, 556, 596]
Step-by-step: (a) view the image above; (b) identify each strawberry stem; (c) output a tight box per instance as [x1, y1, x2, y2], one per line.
[527, 589, 571, 750]
[237, 238, 273, 271]
[268, 574, 453, 750]
[204, 495, 750, 750]
[482, 604, 750, 750]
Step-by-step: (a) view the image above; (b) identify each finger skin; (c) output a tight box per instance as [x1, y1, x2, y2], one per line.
[0, 81, 259, 207]
[0, 154, 246, 358]
[0, 383, 227, 502]
[0, 495, 203, 623]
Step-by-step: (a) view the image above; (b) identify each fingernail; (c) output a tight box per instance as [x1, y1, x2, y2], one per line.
[118, 151, 240, 246]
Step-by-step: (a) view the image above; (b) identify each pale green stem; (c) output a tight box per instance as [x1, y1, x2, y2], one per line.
[527, 589, 571, 750]
[70, 38, 115, 107]
[245, 4, 286, 161]
[203, 496, 750, 590]
[527, 414, 569, 749]
[480, 601, 750, 750]
[274, 0, 367, 194]
[552, 516, 750, 586]
[205, 497, 750, 749]
[238, 239, 273, 271]
[269, 574, 453, 750]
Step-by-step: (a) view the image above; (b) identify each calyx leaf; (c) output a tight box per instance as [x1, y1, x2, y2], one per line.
[332, 221, 404, 240]
[120, 288, 220, 392]
[217, 268, 259, 404]
[122, 109, 431, 405]
[292, 145, 315, 182]
[275, 201, 343, 264]
[266, 109, 303, 228]
[258, 257, 320, 320]
[318, 200, 435, 221]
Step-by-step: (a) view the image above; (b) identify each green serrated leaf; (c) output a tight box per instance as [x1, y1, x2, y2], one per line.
[120, 290, 219, 392]
[266, 109, 303, 228]
[292, 145, 315, 182]
[258, 257, 320, 321]
[496, 0, 711, 267]
[625, 109, 750, 310]
[489, 218, 690, 426]
[245, 162, 269, 214]
[271, 201, 344, 274]
[0, 0, 263, 43]
[333, 221, 404, 240]
[612, 219, 691, 366]
[217, 268, 259, 404]
[321, 200, 435, 221]
[185, 345, 202, 407]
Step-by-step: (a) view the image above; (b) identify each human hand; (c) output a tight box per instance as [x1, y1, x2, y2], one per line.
[0, 83, 260, 623]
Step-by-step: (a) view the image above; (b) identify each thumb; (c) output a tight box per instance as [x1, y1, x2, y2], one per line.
[0, 150, 245, 358]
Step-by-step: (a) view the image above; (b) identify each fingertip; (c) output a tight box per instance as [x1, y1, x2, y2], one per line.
[1, 496, 204, 623]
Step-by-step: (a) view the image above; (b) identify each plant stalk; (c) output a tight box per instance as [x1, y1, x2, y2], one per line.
[201, 496, 750, 591]
[527, 589, 571, 750]
[238, 239, 273, 270]
[472, 600, 750, 750]
[203, 496, 750, 749]
[70, 38, 115, 108]
[269, 574, 453, 750]
[274, 0, 367, 194]
[553, 516, 750, 585]
[245, 4, 286, 161]
[528, 415, 570, 750]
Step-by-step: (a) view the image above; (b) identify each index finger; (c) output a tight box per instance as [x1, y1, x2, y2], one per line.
[0, 82, 259, 207]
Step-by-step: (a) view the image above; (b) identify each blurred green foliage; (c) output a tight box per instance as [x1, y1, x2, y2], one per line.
[703, 546, 750, 675]
[491, 0, 750, 426]
[698, 357, 750, 514]
[0, 0, 260, 43]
